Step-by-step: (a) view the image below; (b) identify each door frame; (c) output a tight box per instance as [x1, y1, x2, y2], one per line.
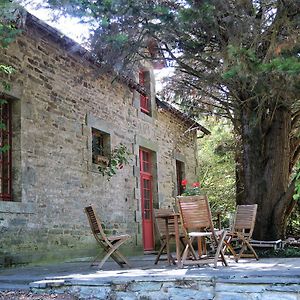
[139, 147, 154, 251]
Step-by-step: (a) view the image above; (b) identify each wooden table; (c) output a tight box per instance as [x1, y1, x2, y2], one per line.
[155, 212, 181, 266]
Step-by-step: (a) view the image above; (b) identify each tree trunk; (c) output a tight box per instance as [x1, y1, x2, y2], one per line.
[238, 105, 292, 240]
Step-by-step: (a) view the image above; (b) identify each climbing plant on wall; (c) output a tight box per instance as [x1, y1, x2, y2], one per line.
[0, 1, 22, 152]
[97, 144, 131, 180]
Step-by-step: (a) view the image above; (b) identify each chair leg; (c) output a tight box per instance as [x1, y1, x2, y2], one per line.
[180, 237, 198, 268]
[236, 242, 247, 262]
[93, 238, 130, 268]
[110, 239, 131, 267]
[155, 241, 167, 264]
[91, 252, 105, 267]
[236, 239, 259, 262]
[214, 231, 228, 267]
[245, 240, 259, 260]
[223, 235, 231, 254]
[224, 240, 238, 260]
[111, 249, 131, 267]
[98, 246, 118, 268]
[181, 245, 190, 267]
[180, 237, 187, 256]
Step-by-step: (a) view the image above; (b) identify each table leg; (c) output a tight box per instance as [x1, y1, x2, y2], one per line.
[165, 218, 171, 265]
[198, 237, 202, 258]
[174, 215, 181, 267]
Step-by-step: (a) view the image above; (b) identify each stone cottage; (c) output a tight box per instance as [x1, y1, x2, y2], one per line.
[0, 12, 209, 266]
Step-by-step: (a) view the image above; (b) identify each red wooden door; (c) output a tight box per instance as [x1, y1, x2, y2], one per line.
[139, 148, 154, 251]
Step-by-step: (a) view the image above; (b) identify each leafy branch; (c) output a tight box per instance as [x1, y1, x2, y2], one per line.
[98, 143, 131, 180]
[293, 162, 300, 202]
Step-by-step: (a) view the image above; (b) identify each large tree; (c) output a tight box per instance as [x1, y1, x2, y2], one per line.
[40, 0, 300, 240]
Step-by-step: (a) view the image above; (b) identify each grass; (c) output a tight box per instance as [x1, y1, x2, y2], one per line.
[256, 246, 300, 258]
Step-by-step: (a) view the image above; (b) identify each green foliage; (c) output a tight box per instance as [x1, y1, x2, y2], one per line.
[287, 201, 300, 237]
[107, 33, 128, 45]
[0, 24, 21, 48]
[0, 1, 20, 91]
[292, 162, 300, 201]
[0, 1, 22, 153]
[222, 46, 260, 79]
[0, 64, 14, 75]
[197, 117, 236, 218]
[98, 143, 131, 180]
[0, 144, 10, 153]
[257, 247, 300, 258]
[260, 57, 300, 75]
[223, 45, 300, 80]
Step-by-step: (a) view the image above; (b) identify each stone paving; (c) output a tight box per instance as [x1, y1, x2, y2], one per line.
[1, 255, 300, 299]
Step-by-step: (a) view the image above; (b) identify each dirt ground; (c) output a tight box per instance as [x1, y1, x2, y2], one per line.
[0, 291, 78, 300]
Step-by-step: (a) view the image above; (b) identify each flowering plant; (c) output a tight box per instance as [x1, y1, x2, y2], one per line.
[180, 179, 203, 196]
[98, 143, 131, 180]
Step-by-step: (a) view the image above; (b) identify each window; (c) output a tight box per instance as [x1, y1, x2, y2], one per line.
[139, 71, 151, 115]
[0, 100, 12, 201]
[92, 128, 111, 165]
[176, 160, 185, 196]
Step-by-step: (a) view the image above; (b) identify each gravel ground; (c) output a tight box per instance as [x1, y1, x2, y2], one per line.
[0, 291, 78, 300]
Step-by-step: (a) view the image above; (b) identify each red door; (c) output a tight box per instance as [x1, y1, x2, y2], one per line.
[140, 148, 154, 251]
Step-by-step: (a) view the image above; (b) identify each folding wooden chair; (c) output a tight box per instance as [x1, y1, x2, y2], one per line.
[223, 204, 259, 262]
[153, 208, 186, 265]
[84, 205, 131, 268]
[177, 195, 228, 268]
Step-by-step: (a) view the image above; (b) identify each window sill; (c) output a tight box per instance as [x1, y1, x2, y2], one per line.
[93, 155, 109, 165]
[0, 201, 34, 214]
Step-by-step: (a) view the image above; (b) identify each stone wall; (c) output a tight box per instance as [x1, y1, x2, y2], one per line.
[0, 17, 199, 266]
[31, 274, 300, 300]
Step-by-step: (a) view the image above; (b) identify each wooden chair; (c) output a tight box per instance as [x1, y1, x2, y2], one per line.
[223, 204, 259, 262]
[177, 195, 228, 268]
[153, 208, 186, 265]
[84, 205, 131, 268]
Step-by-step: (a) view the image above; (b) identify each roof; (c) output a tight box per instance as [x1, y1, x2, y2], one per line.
[155, 98, 210, 135]
[24, 12, 210, 135]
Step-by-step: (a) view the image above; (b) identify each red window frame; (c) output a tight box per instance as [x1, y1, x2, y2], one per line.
[139, 71, 150, 114]
[0, 100, 12, 201]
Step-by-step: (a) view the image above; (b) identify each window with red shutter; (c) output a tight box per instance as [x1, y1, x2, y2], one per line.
[0, 101, 12, 201]
[139, 71, 151, 115]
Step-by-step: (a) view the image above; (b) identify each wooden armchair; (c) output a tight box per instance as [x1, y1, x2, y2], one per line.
[223, 204, 259, 262]
[177, 195, 228, 268]
[153, 208, 186, 265]
[84, 205, 131, 268]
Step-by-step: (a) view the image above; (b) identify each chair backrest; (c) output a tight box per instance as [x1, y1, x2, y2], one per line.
[154, 208, 175, 238]
[84, 205, 108, 243]
[177, 195, 215, 233]
[233, 204, 258, 237]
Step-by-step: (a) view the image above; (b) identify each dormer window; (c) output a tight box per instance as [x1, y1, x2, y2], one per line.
[139, 70, 151, 115]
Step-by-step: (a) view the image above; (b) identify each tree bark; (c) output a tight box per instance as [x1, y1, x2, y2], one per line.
[238, 104, 293, 240]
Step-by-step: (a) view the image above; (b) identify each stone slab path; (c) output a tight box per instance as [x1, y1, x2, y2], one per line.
[1, 256, 300, 299]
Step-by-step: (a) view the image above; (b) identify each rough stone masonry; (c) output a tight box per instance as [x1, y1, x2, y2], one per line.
[0, 12, 202, 266]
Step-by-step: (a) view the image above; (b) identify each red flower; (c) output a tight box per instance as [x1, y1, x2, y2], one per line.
[192, 182, 200, 188]
[181, 179, 188, 186]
